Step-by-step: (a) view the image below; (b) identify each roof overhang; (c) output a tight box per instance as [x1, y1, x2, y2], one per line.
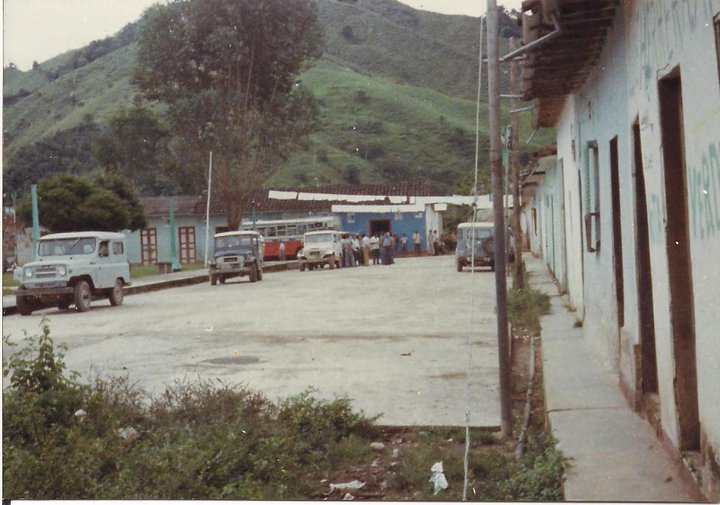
[518, 0, 617, 128]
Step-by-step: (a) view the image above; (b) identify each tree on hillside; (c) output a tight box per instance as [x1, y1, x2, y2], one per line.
[4, 119, 102, 195]
[133, 0, 323, 229]
[16, 174, 145, 233]
[92, 103, 173, 195]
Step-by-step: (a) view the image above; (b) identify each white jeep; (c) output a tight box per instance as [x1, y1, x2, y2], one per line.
[14, 231, 131, 315]
[297, 230, 342, 271]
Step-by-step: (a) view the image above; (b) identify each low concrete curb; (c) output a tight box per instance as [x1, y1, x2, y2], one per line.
[3, 261, 297, 316]
[525, 254, 699, 502]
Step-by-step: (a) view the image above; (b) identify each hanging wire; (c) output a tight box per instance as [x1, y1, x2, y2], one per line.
[463, 12, 485, 502]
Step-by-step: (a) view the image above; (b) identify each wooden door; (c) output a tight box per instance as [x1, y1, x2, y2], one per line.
[141, 228, 158, 265]
[178, 226, 196, 264]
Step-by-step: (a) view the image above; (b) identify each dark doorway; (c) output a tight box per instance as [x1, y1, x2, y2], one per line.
[369, 219, 391, 236]
[658, 69, 700, 451]
[632, 120, 658, 396]
[609, 137, 625, 330]
[577, 169, 585, 316]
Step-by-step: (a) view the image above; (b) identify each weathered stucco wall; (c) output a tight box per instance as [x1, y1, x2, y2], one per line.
[622, 0, 720, 471]
[543, 0, 719, 496]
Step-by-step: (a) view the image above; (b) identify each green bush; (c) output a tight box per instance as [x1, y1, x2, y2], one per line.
[507, 287, 551, 336]
[2, 324, 379, 500]
[3, 323, 563, 501]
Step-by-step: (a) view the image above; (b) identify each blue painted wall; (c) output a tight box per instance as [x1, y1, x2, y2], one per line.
[338, 211, 429, 251]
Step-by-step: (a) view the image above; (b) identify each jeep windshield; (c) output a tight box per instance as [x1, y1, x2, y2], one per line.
[459, 228, 492, 241]
[304, 233, 334, 244]
[215, 236, 254, 252]
[38, 238, 97, 256]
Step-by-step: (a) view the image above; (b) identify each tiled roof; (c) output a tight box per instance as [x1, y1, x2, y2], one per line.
[140, 195, 202, 217]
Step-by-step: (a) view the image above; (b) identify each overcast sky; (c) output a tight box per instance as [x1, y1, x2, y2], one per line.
[2, 0, 523, 71]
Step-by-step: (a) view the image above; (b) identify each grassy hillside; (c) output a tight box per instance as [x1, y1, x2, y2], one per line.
[272, 59, 552, 193]
[3, 0, 547, 197]
[3, 43, 139, 161]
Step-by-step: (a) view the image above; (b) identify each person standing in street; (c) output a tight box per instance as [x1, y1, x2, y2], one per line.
[361, 233, 371, 266]
[278, 241, 286, 261]
[343, 234, 353, 267]
[352, 235, 361, 266]
[400, 233, 408, 254]
[413, 230, 421, 256]
[381, 232, 393, 265]
[370, 233, 380, 264]
[389, 233, 396, 264]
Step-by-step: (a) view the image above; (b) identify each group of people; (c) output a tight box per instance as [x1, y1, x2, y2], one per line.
[340, 231, 413, 266]
[426, 229, 455, 256]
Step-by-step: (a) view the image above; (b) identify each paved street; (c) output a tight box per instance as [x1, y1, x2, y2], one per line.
[2, 256, 500, 426]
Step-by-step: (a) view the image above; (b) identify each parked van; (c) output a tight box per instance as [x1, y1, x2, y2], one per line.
[297, 230, 342, 271]
[14, 231, 130, 314]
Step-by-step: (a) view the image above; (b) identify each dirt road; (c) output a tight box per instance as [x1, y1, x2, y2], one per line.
[2, 256, 500, 426]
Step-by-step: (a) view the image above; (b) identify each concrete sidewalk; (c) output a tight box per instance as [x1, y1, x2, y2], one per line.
[2, 261, 296, 316]
[525, 254, 704, 502]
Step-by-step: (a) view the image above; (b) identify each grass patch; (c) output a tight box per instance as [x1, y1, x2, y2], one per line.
[507, 287, 551, 336]
[3, 271, 19, 295]
[129, 263, 206, 279]
[3, 321, 564, 501]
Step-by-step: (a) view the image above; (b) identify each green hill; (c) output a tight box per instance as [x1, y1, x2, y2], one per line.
[3, 0, 548, 197]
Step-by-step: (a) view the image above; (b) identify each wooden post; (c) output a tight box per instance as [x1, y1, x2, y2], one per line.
[510, 37, 524, 289]
[487, 0, 513, 439]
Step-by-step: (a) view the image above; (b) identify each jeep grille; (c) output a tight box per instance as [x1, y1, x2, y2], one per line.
[35, 265, 59, 278]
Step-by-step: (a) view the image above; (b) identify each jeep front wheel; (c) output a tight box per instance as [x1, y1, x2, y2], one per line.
[329, 254, 336, 269]
[17, 296, 34, 316]
[109, 279, 124, 306]
[257, 267, 263, 281]
[74, 280, 92, 312]
[456, 260, 464, 272]
[249, 263, 258, 282]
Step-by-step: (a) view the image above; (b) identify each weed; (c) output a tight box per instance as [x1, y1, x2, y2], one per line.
[3, 323, 564, 501]
[507, 287, 552, 336]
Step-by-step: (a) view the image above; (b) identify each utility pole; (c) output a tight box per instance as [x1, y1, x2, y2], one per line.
[487, 0, 513, 438]
[204, 151, 213, 267]
[31, 184, 40, 260]
[510, 37, 524, 289]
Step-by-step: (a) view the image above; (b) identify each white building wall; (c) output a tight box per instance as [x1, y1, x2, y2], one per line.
[555, 5, 633, 373]
[621, 0, 720, 469]
[555, 101, 585, 319]
[546, 0, 720, 494]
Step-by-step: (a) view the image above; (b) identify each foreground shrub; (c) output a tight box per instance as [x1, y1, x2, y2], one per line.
[3, 322, 563, 501]
[2, 323, 378, 500]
